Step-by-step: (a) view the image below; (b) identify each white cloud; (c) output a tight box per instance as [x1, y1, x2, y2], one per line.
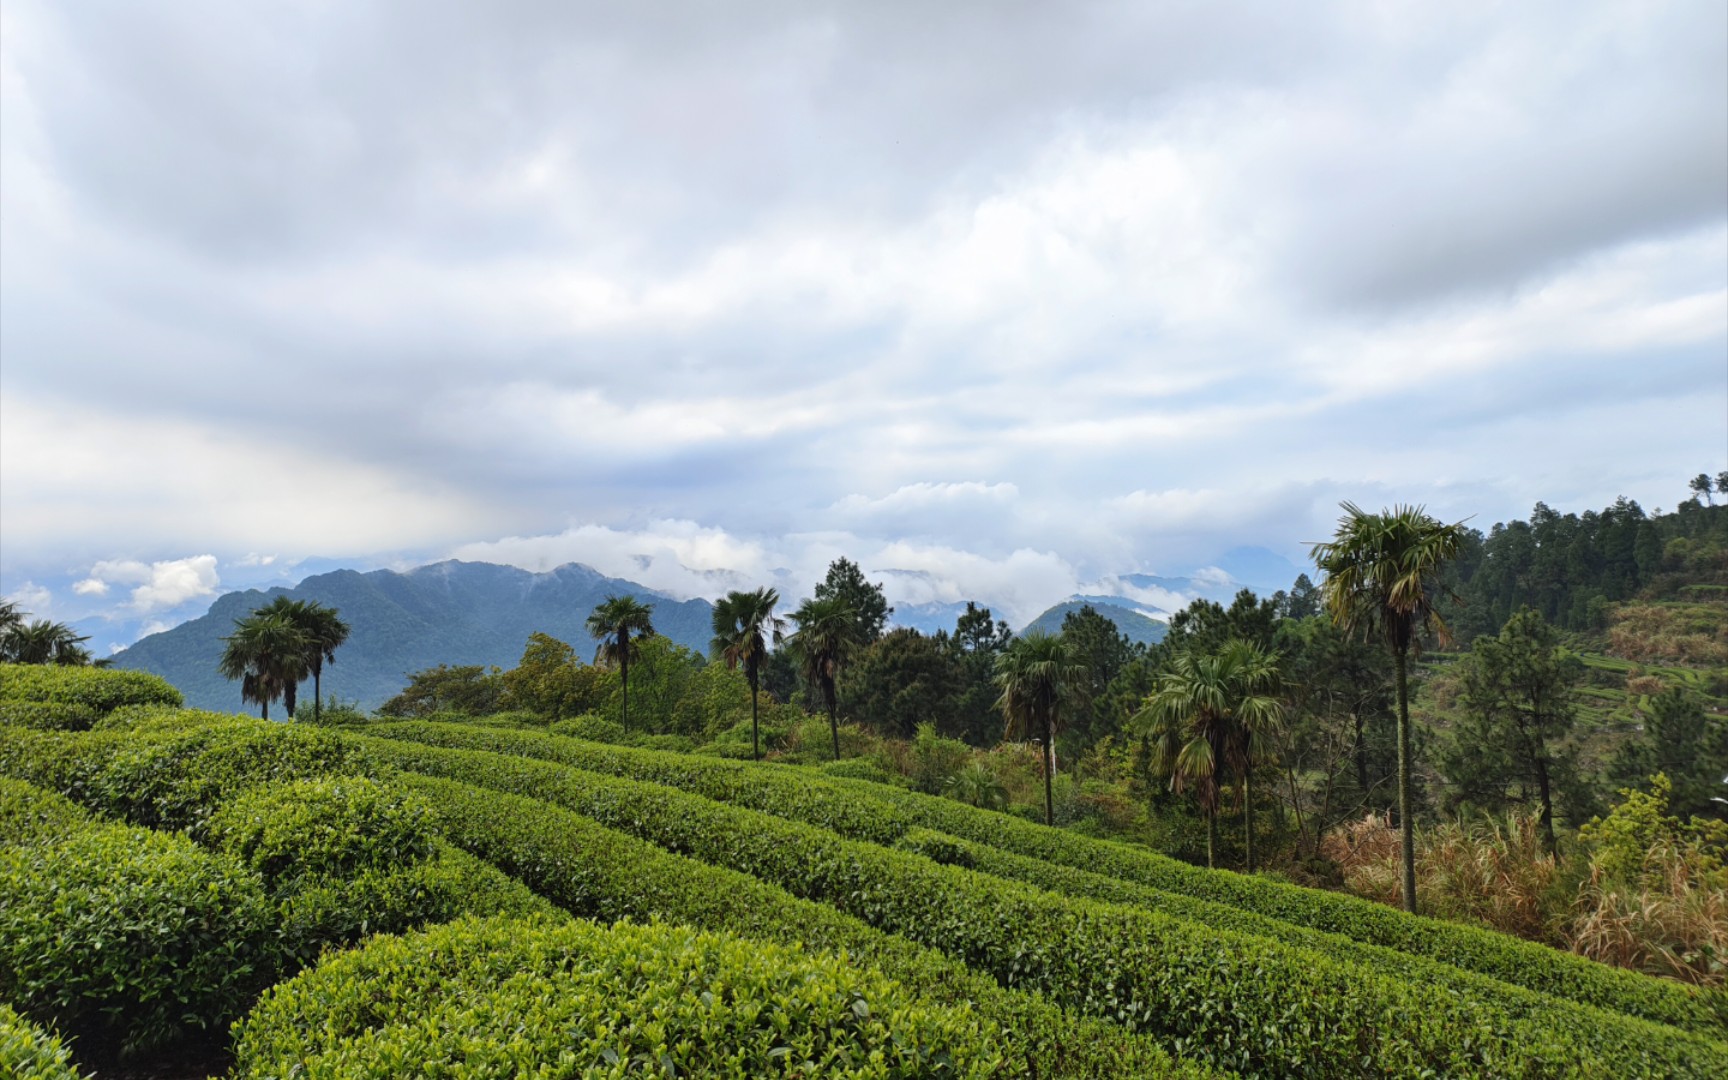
[75, 554, 222, 613]
[232, 553, 276, 568]
[5, 582, 52, 615]
[127, 555, 220, 613]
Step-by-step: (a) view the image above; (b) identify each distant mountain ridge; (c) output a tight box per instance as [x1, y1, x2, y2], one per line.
[110, 560, 715, 712]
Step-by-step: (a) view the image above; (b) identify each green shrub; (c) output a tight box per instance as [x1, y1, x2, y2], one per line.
[363, 736, 1728, 1078]
[549, 713, 624, 742]
[90, 703, 198, 732]
[207, 774, 560, 965]
[0, 701, 99, 731]
[0, 1003, 85, 1080]
[0, 784, 274, 1058]
[0, 664, 182, 713]
[454, 710, 551, 730]
[365, 720, 1718, 1036]
[88, 716, 374, 835]
[207, 775, 437, 889]
[232, 916, 1001, 1079]
[386, 769, 1210, 1080]
[0, 775, 91, 846]
[823, 757, 910, 787]
[276, 843, 563, 966]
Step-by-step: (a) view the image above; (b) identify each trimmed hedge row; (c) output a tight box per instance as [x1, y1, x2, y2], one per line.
[0, 701, 100, 732]
[0, 722, 557, 979]
[0, 664, 183, 714]
[365, 721, 1720, 1035]
[0, 1003, 85, 1080]
[364, 736, 1728, 1078]
[386, 768, 1214, 1080]
[0, 715, 374, 838]
[0, 779, 275, 1058]
[232, 916, 1001, 1079]
[206, 774, 561, 965]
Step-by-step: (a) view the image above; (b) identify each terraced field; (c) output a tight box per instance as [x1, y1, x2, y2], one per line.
[3, 664, 1724, 1078]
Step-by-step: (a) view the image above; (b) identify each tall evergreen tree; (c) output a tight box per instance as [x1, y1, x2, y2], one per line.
[254, 596, 350, 721]
[586, 595, 655, 732]
[1136, 639, 1283, 869]
[710, 587, 784, 761]
[994, 631, 1089, 826]
[218, 612, 310, 720]
[813, 558, 892, 644]
[787, 595, 862, 760]
[1312, 502, 1467, 914]
[1450, 607, 1581, 853]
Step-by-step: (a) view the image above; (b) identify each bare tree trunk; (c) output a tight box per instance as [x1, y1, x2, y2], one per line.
[748, 663, 761, 761]
[1395, 649, 1418, 915]
[1243, 768, 1256, 873]
[1042, 714, 1055, 827]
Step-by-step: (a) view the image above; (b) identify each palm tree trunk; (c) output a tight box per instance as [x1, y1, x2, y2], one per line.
[1206, 811, 1217, 869]
[1243, 768, 1255, 873]
[312, 663, 322, 724]
[748, 663, 761, 761]
[261, 697, 268, 721]
[1042, 713, 1055, 827]
[619, 636, 630, 733]
[826, 679, 840, 761]
[1394, 648, 1418, 915]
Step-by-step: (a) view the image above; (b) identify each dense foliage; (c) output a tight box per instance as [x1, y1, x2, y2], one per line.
[233, 916, 1000, 1079]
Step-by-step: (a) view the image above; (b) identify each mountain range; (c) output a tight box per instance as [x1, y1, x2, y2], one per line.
[110, 561, 715, 713]
[110, 548, 1305, 712]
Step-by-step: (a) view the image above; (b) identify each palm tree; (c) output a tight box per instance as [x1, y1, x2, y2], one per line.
[711, 587, 784, 761]
[218, 612, 311, 720]
[1136, 639, 1283, 870]
[587, 595, 655, 732]
[255, 597, 351, 722]
[787, 595, 861, 761]
[1311, 501, 1466, 913]
[2, 619, 93, 665]
[994, 630, 1088, 827]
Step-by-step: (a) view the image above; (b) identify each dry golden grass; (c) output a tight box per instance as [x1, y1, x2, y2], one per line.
[1606, 602, 1728, 666]
[1325, 803, 1728, 986]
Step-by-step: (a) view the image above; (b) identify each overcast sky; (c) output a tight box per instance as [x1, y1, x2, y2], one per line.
[2, 0, 1724, 649]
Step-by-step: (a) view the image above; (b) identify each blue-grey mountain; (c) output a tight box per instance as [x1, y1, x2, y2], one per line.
[110, 561, 714, 712]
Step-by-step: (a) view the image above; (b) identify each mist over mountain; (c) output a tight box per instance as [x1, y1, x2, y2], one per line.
[109, 561, 714, 712]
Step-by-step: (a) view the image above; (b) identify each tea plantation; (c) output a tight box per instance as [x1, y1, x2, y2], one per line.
[2, 664, 1723, 1077]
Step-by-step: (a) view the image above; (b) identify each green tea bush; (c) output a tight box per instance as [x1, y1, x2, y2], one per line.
[90, 702, 199, 732]
[548, 713, 624, 742]
[366, 721, 1718, 1036]
[363, 736, 1728, 1077]
[232, 916, 1001, 1079]
[0, 701, 98, 731]
[0, 775, 91, 846]
[207, 774, 559, 965]
[387, 770, 1211, 1080]
[88, 716, 374, 835]
[275, 844, 563, 965]
[0, 663, 182, 713]
[207, 775, 437, 888]
[0, 1003, 84, 1080]
[822, 757, 911, 788]
[0, 783, 274, 1057]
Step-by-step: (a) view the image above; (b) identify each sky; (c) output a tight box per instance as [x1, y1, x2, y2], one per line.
[2, 0, 1725, 653]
